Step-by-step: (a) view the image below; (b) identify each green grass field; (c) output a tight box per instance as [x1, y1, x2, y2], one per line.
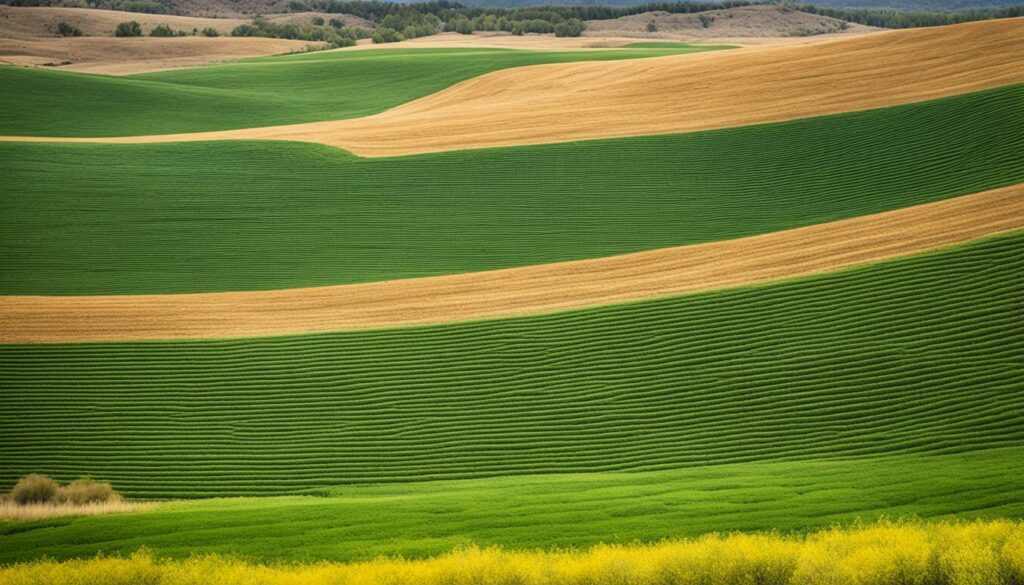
[2, 232, 1021, 498]
[0, 448, 1020, 565]
[0, 46, 721, 137]
[2, 85, 1021, 294]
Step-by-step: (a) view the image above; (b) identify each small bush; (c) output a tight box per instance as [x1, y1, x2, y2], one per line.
[56, 21, 82, 36]
[149, 23, 176, 37]
[646, 20, 657, 33]
[11, 474, 58, 505]
[114, 20, 142, 37]
[201, 27, 219, 37]
[311, 16, 324, 26]
[699, 14, 715, 28]
[56, 480, 118, 505]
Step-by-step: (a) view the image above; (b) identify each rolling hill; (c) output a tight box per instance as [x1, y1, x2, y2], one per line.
[0, 15, 1021, 584]
[0, 45, 717, 136]
[1, 84, 1021, 296]
[2, 232, 1021, 497]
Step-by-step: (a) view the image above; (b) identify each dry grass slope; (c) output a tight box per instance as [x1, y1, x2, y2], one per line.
[583, 4, 877, 40]
[2, 185, 1019, 343]
[0, 7, 361, 74]
[0, 499, 157, 521]
[3, 18, 1020, 154]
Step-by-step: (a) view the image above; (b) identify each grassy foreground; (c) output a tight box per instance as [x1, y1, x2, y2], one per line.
[2, 233, 1022, 497]
[0, 449, 1021, 565]
[3, 85, 1021, 294]
[2, 520, 1022, 585]
[0, 46, 715, 137]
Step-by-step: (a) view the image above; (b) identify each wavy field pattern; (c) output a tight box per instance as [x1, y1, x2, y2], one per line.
[4, 185, 1020, 343]
[1, 449, 1021, 564]
[1, 233, 1021, 497]
[7, 18, 1019, 155]
[2, 85, 1021, 295]
[0, 46, 706, 137]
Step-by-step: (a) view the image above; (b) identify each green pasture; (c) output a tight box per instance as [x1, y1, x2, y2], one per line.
[1, 232, 1021, 497]
[0, 46, 719, 137]
[2, 85, 1021, 294]
[0, 448, 1021, 565]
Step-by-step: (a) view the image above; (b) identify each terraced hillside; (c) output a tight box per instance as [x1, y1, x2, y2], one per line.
[0, 46, 714, 137]
[2, 233, 1021, 496]
[2, 85, 1021, 295]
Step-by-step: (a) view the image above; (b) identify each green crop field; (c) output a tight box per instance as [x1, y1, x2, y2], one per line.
[1, 448, 1021, 565]
[2, 233, 1021, 497]
[2, 85, 1021, 294]
[0, 46, 722, 137]
[1, 19, 1022, 582]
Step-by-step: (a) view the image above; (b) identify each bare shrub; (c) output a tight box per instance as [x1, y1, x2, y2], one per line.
[56, 480, 119, 505]
[11, 474, 58, 505]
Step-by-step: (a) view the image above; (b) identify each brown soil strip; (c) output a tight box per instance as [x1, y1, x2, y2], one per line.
[2, 185, 1021, 344]
[1, 18, 1021, 154]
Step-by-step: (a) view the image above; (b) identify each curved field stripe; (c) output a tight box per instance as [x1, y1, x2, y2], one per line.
[1, 233, 1021, 497]
[0, 46, 710, 138]
[2, 84, 1022, 295]
[0, 449, 1021, 564]
[2, 19, 1021, 154]
[1, 185, 1020, 343]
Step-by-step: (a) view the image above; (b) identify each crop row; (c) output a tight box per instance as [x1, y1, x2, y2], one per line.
[1, 233, 1021, 498]
[2, 85, 1022, 294]
[1, 448, 1021, 564]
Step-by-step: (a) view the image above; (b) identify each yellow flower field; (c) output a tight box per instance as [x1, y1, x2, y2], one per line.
[2, 520, 1022, 585]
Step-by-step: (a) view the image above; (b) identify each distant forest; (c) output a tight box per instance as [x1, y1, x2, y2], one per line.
[2, 0, 1022, 33]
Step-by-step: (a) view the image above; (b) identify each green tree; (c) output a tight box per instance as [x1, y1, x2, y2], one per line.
[149, 23, 176, 37]
[553, 18, 584, 37]
[56, 21, 82, 36]
[114, 20, 142, 37]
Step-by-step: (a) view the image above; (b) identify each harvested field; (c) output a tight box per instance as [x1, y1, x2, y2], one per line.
[1, 234, 1021, 496]
[3, 85, 1020, 296]
[0, 36, 326, 75]
[2, 185, 1021, 343]
[8, 18, 1015, 154]
[369, 32, 736, 50]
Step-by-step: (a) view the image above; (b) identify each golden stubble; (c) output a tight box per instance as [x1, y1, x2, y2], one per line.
[2, 18, 1022, 154]
[1, 184, 1021, 343]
